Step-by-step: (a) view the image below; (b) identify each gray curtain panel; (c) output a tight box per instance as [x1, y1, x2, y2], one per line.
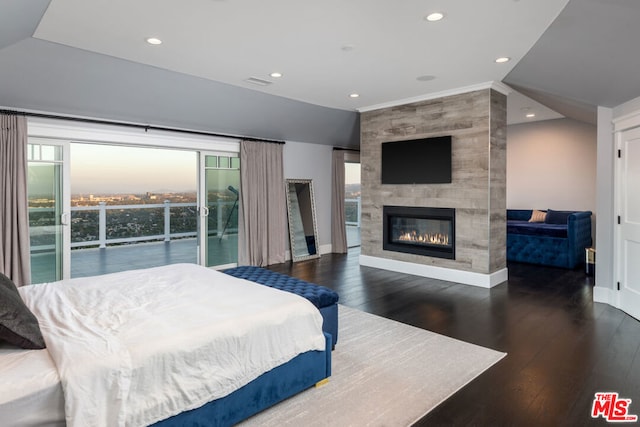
[331, 150, 348, 253]
[0, 114, 31, 285]
[238, 140, 286, 266]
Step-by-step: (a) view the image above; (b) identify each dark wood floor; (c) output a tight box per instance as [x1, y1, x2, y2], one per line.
[268, 248, 640, 427]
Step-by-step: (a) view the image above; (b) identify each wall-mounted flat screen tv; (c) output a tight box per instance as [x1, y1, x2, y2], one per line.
[381, 136, 452, 184]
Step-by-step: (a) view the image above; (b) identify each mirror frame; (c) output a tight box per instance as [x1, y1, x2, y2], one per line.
[285, 178, 321, 262]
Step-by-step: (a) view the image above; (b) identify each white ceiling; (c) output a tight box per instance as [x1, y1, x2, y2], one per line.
[33, 0, 570, 114]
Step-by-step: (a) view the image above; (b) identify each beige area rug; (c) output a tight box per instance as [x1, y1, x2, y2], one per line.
[239, 305, 506, 427]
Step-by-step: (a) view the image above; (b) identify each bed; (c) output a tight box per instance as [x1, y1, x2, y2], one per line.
[0, 264, 331, 427]
[222, 266, 339, 349]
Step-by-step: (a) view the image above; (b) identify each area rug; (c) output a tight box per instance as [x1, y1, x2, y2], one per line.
[239, 305, 506, 427]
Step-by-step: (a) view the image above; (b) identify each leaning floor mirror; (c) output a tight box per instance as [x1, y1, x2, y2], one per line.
[285, 179, 320, 262]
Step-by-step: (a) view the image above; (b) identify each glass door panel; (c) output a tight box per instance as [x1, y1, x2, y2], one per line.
[202, 154, 240, 267]
[27, 143, 66, 283]
[345, 161, 361, 248]
[69, 143, 197, 277]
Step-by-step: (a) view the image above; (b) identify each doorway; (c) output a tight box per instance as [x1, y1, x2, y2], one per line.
[345, 156, 361, 248]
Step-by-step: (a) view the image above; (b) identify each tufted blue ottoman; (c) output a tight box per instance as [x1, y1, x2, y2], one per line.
[223, 266, 339, 348]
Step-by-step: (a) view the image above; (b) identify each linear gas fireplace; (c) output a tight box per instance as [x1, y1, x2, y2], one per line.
[383, 206, 455, 259]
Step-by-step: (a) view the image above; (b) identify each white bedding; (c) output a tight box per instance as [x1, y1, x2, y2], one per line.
[0, 344, 64, 426]
[17, 263, 325, 427]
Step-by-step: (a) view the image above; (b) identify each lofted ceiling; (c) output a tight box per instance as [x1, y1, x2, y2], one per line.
[2, 0, 640, 146]
[32, 0, 569, 112]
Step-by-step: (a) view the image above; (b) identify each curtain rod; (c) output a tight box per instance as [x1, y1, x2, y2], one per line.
[0, 109, 285, 145]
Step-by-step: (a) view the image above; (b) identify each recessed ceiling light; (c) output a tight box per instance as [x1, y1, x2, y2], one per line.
[495, 57, 511, 63]
[270, 72, 283, 78]
[425, 12, 444, 22]
[526, 113, 536, 118]
[146, 37, 163, 45]
[349, 93, 360, 98]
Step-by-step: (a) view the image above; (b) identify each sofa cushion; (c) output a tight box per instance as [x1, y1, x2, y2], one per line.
[528, 210, 547, 223]
[507, 221, 568, 238]
[545, 209, 574, 225]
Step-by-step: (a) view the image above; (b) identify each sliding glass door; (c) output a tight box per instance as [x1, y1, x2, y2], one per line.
[200, 154, 240, 268]
[27, 133, 241, 283]
[27, 140, 69, 283]
[345, 157, 361, 248]
[68, 143, 198, 277]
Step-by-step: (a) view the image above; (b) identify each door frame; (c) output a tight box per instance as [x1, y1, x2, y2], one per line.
[614, 124, 640, 320]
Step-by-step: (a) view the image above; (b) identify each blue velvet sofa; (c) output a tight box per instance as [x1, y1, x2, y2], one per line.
[507, 209, 593, 269]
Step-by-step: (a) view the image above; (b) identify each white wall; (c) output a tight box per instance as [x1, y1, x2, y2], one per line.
[283, 141, 333, 252]
[595, 107, 614, 295]
[507, 118, 597, 214]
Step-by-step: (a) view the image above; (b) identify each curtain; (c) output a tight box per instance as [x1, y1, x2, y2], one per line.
[331, 149, 348, 253]
[238, 140, 287, 266]
[0, 114, 31, 285]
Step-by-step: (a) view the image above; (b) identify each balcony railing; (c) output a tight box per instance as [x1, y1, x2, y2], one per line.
[30, 197, 357, 251]
[345, 197, 361, 227]
[29, 200, 237, 251]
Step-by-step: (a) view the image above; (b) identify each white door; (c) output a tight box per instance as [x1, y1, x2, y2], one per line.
[618, 126, 640, 320]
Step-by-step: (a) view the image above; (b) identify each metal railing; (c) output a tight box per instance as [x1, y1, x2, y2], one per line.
[30, 197, 358, 251]
[345, 197, 361, 227]
[29, 200, 237, 250]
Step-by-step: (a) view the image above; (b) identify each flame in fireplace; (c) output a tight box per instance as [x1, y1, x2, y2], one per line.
[397, 231, 449, 246]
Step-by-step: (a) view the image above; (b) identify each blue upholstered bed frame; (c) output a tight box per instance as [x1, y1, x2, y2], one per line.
[153, 332, 332, 427]
[153, 267, 338, 426]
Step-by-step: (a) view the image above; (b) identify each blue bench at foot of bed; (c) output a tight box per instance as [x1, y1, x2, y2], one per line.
[223, 266, 340, 349]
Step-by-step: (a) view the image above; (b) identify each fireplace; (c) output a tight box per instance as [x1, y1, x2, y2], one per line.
[383, 206, 455, 259]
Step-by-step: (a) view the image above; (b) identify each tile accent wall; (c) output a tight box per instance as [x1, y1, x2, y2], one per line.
[360, 89, 506, 275]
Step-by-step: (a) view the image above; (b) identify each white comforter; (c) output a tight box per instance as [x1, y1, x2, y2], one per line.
[19, 263, 325, 427]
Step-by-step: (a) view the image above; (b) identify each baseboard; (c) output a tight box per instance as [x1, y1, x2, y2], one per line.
[359, 255, 508, 288]
[593, 286, 619, 307]
[319, 244, 332, 255]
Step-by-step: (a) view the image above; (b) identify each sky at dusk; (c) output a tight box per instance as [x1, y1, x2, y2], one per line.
[31, 143, 359, 196]
[345, 162, 361, 185]
[70, 144, 197, 194]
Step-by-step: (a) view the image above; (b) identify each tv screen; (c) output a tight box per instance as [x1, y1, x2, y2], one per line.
[381, 136, 452, 184]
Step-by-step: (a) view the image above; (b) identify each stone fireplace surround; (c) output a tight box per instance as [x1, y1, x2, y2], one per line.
[358, 83, 509, 288]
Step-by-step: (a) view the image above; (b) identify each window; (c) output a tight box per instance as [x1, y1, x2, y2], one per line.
[345, 158, 361, 248]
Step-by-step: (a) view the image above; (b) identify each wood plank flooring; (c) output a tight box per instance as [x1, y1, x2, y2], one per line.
[267, 248, 640, 427]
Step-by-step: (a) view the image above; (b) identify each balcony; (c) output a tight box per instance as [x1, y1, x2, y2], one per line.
[29, 200, 237, 283]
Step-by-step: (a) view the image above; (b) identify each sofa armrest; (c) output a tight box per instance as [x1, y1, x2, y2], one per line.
[567, 211, 593, 266]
